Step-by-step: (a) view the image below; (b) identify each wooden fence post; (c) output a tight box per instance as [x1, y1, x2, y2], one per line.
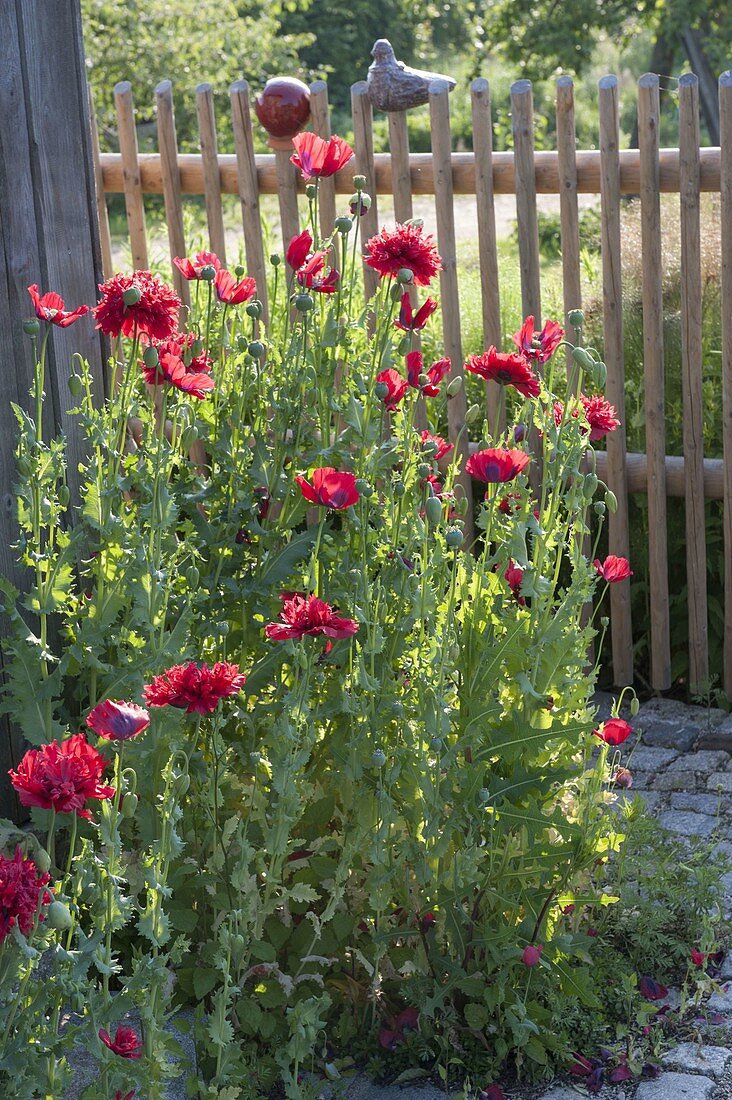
[350, 82, 380, 302]
[555, 76, 582, 370]
[115, 81, 148, 271]
[196, 83, 227, 264]
[511, 80, 541, 323]
[230, 81, 269, 321]
[719, 71, 732, 698]
[156, 80, 189, 307]
[0, 0, 106, 820]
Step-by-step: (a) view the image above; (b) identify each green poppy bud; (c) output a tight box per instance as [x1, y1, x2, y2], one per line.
[58, 485, 70, 508]
[355, 478, 373, 496]
[630, 696, 640, 716]
[191, 338, 204, 357]
[143, 345, 159, 370]
[466, 402, 481, 424]
[121, 792, 139, 818]
[593, 360, 607, 388]
[397, 268, 414, 284]
[605, 489, 618, 513]
[23, 318, 41, 336]
[246, 300, 263, 320]
[448, 643, 460, 663]
[391, 702, 404, 717]
[445, 527, 464, 549]
[397, 336, 411, 356]
[248, 341, 265, 359]
[173, 773, 190, 799]
[46, 901, 73, 930]
[334, 215, 352, 234]
[122, 286, 142, 306]
[295, 293, 315, 312]
[371, 749, 386, 768]
[425, 496, 443, 525]
[180, 425, 199, 451]
[583, 473, 598, 498]
[389, 283, 403, 303]
[446, 376, 463, 397]
[68, 373, 84, 396]
[571, 346, 594, 371]
[34, 848, 52, 874]
[185, 565, 200, 587]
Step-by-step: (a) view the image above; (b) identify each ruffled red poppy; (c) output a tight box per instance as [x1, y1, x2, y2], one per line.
[513, 315, 564, 364]
[290, 132, 354, 180]
[9, 734, 115, 819]
[265, 593, 359, 642]
[214, 269, 257, 305]
[691, 949, 706, 966]
[594, 555, 632, 583]
[376, 368, 409, 411]
[141, 332, 212, 378]
[465, 347, 540, 399]
[172, 251, 221, 280]
[87, 700, 150, 741]
[0, 847, 52, 944]
[143, 349, 214, 400]
[466, 447, 531, 484]
[581, 394, 620, 441]
[99, 1026, 142, 1059]
[594, 718, 633, 746]
[405, 350, 451, 397]
[94, 272, 180, 341]
[420, 431, 453, 462]
[504, 561, 525, 605]
[286, 229, 313, 270]
[143, 661, 245, 714]
[27, 284, 89, 328]
[365, 223, 442, 287]
[394, 293, 438, 332]
[296, 467, 360, 509]
[522, 943, 543, 967]
[296, 251, 339, 293]
[639, 976, 669, 1002]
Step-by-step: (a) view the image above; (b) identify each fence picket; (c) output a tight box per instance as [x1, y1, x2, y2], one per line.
[678, 74, 709, 692]
[511, 80, 541, 322]
[429, 80, 473, 541]
[720, 71, 732, 697]
[470, 78, 503, 429]
[88, 84, 113, 279]
[555, 76, 582, 372]
[196, 83, 227, 264]
[114, 81, 148, 270]
[638, 73, 670, 690]
[230, 80, 268, 319]
[350, 82, 380, 301]
[310, 81, 337, 239]
[155, 81, 189, 307]
[598, 75, 633, 687]
[273, 146, 301, 254]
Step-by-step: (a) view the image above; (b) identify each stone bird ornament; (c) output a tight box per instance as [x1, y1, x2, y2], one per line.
[366, 39, 456, 112]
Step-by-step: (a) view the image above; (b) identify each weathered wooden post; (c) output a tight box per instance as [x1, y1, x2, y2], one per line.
[0, 0, 106, 818]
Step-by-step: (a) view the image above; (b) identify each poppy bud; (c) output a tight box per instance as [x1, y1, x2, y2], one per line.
[371, 749, 386, 768]
[355, 478, 373, 496]
[571, 346, 594, 372]
[23, 318, 41, 336]
[397, 335, 411, 355]
[583, 473, 598, 498]
[397, 268, 414, 284]
[466, 403, 481, 424]
[305, 183, 317, 200]
[143, 345, 159, 370]
[374, 381, 389, 399]
[270, 253, 281, 267]
[248, 341, 265, 359]
[185, 565, 200, 587]
[173, 773, 190, 799]
[514, 423, 526, 443]
[353, 174, 367, 191]
[58, 485, 70, 508]
[446, 376, 463, 397]
[630, 696, 640, 716]
[449, 642, 460, 663]
[68, 373, 84, 396]
[295, 293, 315, 312]
[34, 848, 52, 874]
[392, 702, 404, 717]
[335, 215, 352, 234]
[522, 943, 543, 967]
[425, 496, 443, 525]
[121, 792, 139, 818]
[46, 901, 73, 931]
[180, 425, 199, 450]
[123, 286, 142, 306]
[445, 527, 463, 549]
[593, 360, 607, 387]
[246, 300, 263, 320]
[349, 192, 371, 214]
[605, 489, 617, 513]
[389, 283, 403, 302]
[568, 308, 585, 328]
[181, 345, 193, 366]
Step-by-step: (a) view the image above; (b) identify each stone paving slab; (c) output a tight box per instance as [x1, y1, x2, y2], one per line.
[657, 810, 719, 837]
[635, 1072, 716, 1098]
[661, 1043, 732, 1078]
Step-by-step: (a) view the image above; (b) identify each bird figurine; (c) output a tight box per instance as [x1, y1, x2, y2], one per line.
[366, 39, 456, 112]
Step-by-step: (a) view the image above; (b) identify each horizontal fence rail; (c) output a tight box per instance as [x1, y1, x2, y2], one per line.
[86, 71, 732, 699]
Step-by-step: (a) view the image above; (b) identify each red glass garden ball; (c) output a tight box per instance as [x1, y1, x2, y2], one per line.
[254, 78, 311, 139]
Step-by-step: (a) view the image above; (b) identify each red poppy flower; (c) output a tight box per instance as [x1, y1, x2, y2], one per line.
[613, 766, 633, 788]
[594, 555, 632, 583]
[286, 229, 313, 270]
[512, 315, 564, 364]
[265, 593, 359, 641]
[419, 912, 436, 933]
[365, 223, 442, 287]
[609, 1065, 633, 1084]
[639, 976, 669, 1002]
[504, 561, 525, 605]
[172, 251, 221, 280]
[99, 1026, 142, 1059]
[143, 349, 215, 400]
[94, 272, 180, 341]
[143, 661, 245, 714]
[594, 718, 633, 746]
[394, 293, 439, 332]
[581, 394, 620, 441]
[290, 132, 354, 181]
[465, 347, 540, 399]
[376, 368, 409, 411]
[466, 447, 531, 484]
[498, 493, 522, 515]
[522, 943, 543, 967]
[296, 252, 339, 294]
[296, 467, 360, 509]
[116, 1092, 136, 1100]
[87, 700, 150, 741]
[9, 735, 115, 819]
[691, 949, 706, 966]
[141, 332, 212, 377]
[420, 431, 453, 462]
[480, 1088, 505, 1100]
[27, 285, 89, 328]
[405, 351, 451, 397]
[214, 269, 257, 305]
[0, 847, 52, 944]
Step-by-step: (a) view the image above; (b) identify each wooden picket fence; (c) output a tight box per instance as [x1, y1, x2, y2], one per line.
[90, 70, 732, 698]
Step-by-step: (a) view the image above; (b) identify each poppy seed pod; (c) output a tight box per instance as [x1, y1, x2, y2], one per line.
[305, 184, 317, 200]
[248, 341, 265, 359]
[445, 527, 464, 549]
[397, 268, 414, 284]
[270, 253, 281, 267]
[23, 318, 41, 336]
[122, 286, 142, 306]
[374, 381, 389, 399]
[568, 308, 585, 328]
[246, 300, 263, 320]
[417, 462, 432, 479]
[353, 174, 367, 191]
[334, 215, 352, 234]
[295, 293, 315, 312]
[371, 749, 386, 768]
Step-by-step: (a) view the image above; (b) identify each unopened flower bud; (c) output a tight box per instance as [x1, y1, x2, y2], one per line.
[335, 215, 352, 234]
[143, 345, 159, 370]
[23, 318, 41, 336]
[466, 402, 481, 424]
[295, 293, 315, 312]
[514, 423, 526, 443]
[445, 527, 464, 549]
[605, 489, 618, 513]
[583, 473, 598, 498]
[397, 268, 414, 284]
[397, 335, 411, 356]
[180, 425, 199, 450]
[248, 341, 265, 359]
[568, 308, 584, 329]
[121, 792, 139, 818]
[572, 346, 595, 372]
[246, 300, 263, 320]
[68, 374, 84, 396]
[446, 376, 463, 397]
[46, 901, 73, 930]
[371, 749, 386, 768]
[185, 565, 200, 587]
[353, 174, 367, 191]
[191, 338, 204, 357]
[173, 773, 190, 799]
[58, 485, 70, 508]
[425, 496, 443, 525]
[349, 192, 371, 215]
[630, 696, 640, 716]
[122, 286, 142, 306]
[389, 283, 403, 303]
[34, 848, 52, 874]
[593, 360, 607, 388]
